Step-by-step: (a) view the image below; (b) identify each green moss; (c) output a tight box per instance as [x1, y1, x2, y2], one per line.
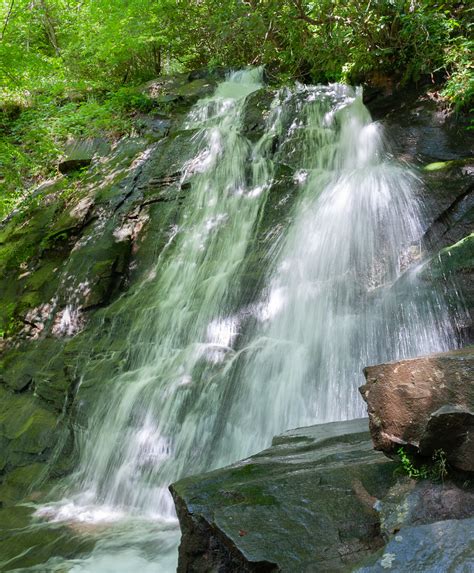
[237, 484, 277, 507]
[0, 463, 49, 506]
[0, 387, 59, 456]
[24, 260, 62, 292]
[0, 348, 34, 391]
[433, 233, 474, 276]
[424, 158, 474, 171]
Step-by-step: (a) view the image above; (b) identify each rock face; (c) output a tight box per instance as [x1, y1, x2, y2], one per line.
[366, 87, 474, 345]
[58, 138, 110, 173]
[360, 347, 474, 472]
[171, 419, 398, 572]
[0, 74, 473, 568]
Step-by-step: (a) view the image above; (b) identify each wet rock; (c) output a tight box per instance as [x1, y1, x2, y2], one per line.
[170, 418, 474, 573]
[0, 386, 65, 470]
[378, 478, 474, 537]
[0, 504, 94, 571]
[420, 233, 474, 344]
[0, 463, 48, 506]
[357, 518, 474, 572]
[58, 138, 110, 174]
[422, 168, 473, 253]
[136, 114, 172, 140]
[366, 87, 473, 165]
[360, 347, 474, 472]
[424, 232, 474, 279]
[367, 87, 474, 335]
[242, 88, 275, 142]
[171, 419, 398, 573]
[0, 348, 34, 391]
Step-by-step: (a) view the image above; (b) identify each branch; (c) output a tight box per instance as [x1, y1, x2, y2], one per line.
[38, 0, 60, 55]
[290, 0, 337, 27]
[290, 0, 320, 26]
[1, 0, 15, 41]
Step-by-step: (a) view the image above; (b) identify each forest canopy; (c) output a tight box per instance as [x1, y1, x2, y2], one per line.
[1, 0, 473, 212]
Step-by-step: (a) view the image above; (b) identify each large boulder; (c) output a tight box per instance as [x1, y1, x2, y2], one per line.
[360, 347, 474, 472]
[170, 418, 474, 573]
[171, 419, 398, 573]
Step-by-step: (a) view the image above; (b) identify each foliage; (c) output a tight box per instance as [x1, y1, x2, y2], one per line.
[1, 1, 472, 98]
[1, 0, 472, 216]
[0, 87, 152, 218]
[441, 36, 474, 111]
[397, 447, 449, 481]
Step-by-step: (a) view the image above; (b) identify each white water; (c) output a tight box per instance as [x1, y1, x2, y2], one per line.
[19, 71, 458, 572]
[213, 84, 457, 461]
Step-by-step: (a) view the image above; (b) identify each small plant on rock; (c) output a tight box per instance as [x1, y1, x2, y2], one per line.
[397, 447, 449, 482]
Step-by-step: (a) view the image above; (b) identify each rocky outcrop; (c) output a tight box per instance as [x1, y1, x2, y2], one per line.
[171, 418, 474, 572]
[366, 87, 474, 343]
[58, 138, 110, 174]
[0, 73, 472, 569]
[171, 419, 398, 572]
[0, 77, 207, 497]
[360, 347, 474, 472]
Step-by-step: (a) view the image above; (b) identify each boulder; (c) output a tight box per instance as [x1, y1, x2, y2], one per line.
[360, 347, 474, 472]
[171, 419, 398, 573]
[170, 418, 474, 573]
[144, 74, 217, 108]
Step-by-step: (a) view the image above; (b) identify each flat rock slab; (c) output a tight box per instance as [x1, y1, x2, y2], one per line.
[170, 419, 398, 572]
[360, 347, 474, 472]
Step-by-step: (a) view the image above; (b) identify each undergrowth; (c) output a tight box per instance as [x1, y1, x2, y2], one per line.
[0, 86, 155, 219]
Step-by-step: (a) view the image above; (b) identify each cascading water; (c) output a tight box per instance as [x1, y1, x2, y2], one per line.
[212, 84, 458, 462]
[67, 67, 277, 517]
[21, 71, 459, 572]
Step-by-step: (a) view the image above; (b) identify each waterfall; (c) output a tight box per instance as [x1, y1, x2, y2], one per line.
[32, 72, 458, 571]
[212, 84, 457, 463]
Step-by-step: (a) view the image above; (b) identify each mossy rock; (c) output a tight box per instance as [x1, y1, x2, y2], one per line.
[430, 233, 474, 277]
[172, 78, 215, 101]
[423, 157, 474, 171]
[0, 339, 71, 409]
[241, 88, 276, 142]
[171, 420, 398, 572]
[0, 386, 63, 463]
[0, 504, 94, 571]
[0, 463, 48, 506]
[0, 347, 35, 391]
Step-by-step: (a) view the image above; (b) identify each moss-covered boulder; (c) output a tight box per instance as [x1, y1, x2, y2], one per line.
[171, 419, 398, 572]
[171, 416, 474, 572]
